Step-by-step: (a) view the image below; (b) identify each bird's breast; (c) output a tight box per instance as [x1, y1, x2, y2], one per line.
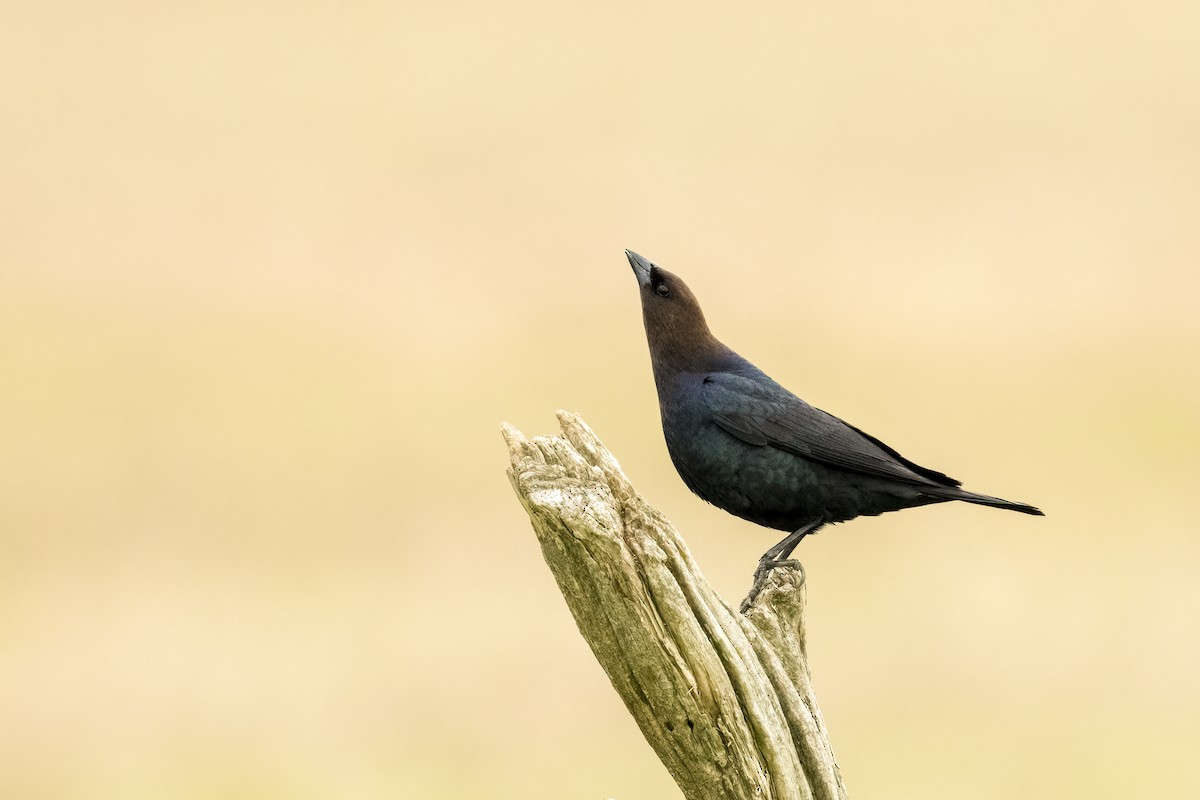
[659, 401, 831, 531]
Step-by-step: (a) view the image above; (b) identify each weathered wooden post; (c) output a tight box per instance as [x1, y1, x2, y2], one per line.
[503, 411, 848, 800]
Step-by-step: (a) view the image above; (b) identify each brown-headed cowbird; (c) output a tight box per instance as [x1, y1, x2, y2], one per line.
[625, 250, 1042, 606]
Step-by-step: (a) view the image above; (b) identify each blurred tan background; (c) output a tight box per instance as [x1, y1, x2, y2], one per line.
[2, 2, 1198, 798]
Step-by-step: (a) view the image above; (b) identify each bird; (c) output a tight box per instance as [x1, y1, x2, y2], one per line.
[624, 249, 1042, 608]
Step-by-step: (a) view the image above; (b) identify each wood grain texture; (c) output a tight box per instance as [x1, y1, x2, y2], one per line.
[503, 411, 847, 800]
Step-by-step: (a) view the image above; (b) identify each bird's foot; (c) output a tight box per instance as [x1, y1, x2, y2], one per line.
[739, 558, 805, 613]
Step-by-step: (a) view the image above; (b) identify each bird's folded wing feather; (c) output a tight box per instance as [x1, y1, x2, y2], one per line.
[702, 372, 960, 487]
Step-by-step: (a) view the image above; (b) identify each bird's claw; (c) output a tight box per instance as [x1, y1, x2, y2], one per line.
[740, 558, 805, 613]
[761, 557, 802, 574]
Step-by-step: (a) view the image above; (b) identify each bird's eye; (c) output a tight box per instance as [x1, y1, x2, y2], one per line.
[655, 282, 670, 297]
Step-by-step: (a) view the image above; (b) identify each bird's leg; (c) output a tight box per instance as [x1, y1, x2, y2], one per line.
[740, 520, 824, 613]
[763, 520, 824, 562]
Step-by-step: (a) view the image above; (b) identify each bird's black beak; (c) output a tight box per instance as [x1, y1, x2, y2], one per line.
[625, 249, 653, 288]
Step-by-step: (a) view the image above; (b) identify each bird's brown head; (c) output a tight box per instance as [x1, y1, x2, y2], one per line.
[625, 250, 727, 373]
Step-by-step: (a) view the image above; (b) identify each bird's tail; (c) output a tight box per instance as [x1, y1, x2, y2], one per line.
[931, 488, 1044, 516]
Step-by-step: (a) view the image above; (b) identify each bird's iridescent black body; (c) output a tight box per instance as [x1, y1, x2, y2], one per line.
[625, 249, 1041, 601]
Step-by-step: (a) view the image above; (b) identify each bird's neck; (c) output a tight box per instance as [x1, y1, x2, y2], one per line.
[644, 317, 734, 378]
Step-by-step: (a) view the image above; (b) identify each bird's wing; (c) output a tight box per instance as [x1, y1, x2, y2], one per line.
[702, 372, 960, 487]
